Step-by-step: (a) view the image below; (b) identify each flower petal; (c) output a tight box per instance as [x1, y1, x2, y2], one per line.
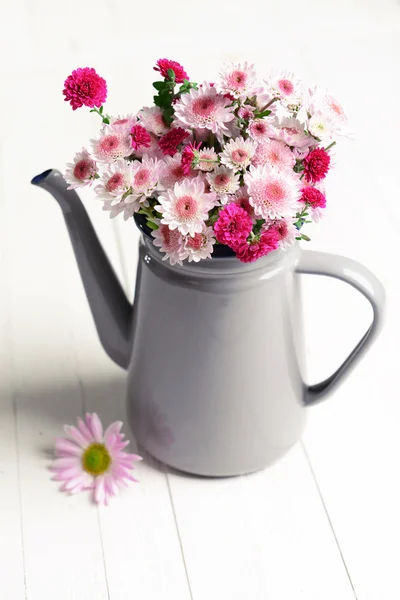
[104, 421, 123, 446]
[77, 417, 95, 443]
[94, 475, 106, 505]
[55, 437, 82, 457]
[64, 425, 90, 449]
[51, 457, 81, 470]
[88, 413, 103, 443]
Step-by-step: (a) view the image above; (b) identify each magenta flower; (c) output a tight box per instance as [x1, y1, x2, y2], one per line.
[159, 127, 189, 156]
[51, 413, 142, 505]
[214, 203, 253, 249]
[63, 67, 107, 111]
[300, 186, 327, 208]
[235, 227, 280, 263]
[130, 124, 152, 150]
[154, 58, 189, 83]
[181, 141, 201, 174]
[303, 147, 331, 183]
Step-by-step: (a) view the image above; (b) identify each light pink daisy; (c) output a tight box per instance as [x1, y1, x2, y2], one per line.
[245, 164, 301, 219]
[156, 177, 217, 236]
[220, 137, 256, 171]
[252, 139, 296, 170]
[266, 117, 311, 149]
[219, 62, 258, 99]
[159, 153, 193, 189]
[130, 156, 163, 199]
[184, 225, 215, 262]
[238, 105, 256, 120]
[95, 159, 135, 206]
[65, 148, 98, 189]
[248, 119, 270, 141]
[102, 198, 139, 221]
[173, 83, 235, 139]
[137, 106, 169, 136]
[91, 124, 132, 163]
[197, 147, 219, 172]
[268, 217, 298, 248]
[206, 166, 240, 199]
[152, 222, 188, 265]
[265, 71, 304, 110]
[51, 413, 142, 505]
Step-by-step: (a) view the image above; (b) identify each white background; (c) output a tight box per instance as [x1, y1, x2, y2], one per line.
[1, 1, 399, 598]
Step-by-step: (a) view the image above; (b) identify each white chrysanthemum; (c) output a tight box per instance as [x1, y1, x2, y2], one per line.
[220, 137, 256, 171]
[137, 106, 169, 136]
[252, 139, 295, 170]
[206, 166, 240, 197]
[197, 147, 219, 172]
[65, 148, 98, 189]
[265, 71, 304, 110]
[266, 117, 311, 148]
[244, 164, 301, 219]
[307, 87, 349, 137]
[307, 112, 334, 141]
[152, 222, 188, 266]
[173, 83, 235, 138]
[156, 177, 217, 236]
[95, 159, 135, 206]
[91, 124, 132, 163]
[184, 226, 215, 262]
[130, 156, 163, 199]
[219, 62, 258, 99]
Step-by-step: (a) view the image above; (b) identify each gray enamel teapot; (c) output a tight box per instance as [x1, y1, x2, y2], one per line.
[32, 169, 385, 476]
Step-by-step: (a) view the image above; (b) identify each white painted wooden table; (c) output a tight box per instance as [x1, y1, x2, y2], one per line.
[1, 1, 399, 598]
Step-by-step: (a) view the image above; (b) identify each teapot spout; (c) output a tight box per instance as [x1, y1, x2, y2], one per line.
[31, 169, 132, 369]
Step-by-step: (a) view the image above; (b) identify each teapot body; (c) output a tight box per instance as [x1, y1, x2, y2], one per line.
[127, 237, 307, 476]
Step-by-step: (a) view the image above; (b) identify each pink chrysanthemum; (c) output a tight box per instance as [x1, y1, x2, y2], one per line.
[181, 142, 202, 174]
[184, 226, 215, 262]
[308, 87, 349, 138]
[154, 58, 189, 83]
[156, 176, 216, 236]
[235, 227, 280, 263]
[197, 147, 218, 172]
[95, 159, 135, 206]
[238, 105, 256, 120]
[268, 217, 298, 248]
[303, 148, 330, 183]
[252, 139, 296, 170]
[63, 67, 107, 111]
[159, 127, 189, 156]
[213, 203, 253, 249]
[245, 164, 301, 219]
[220, 137, 256, 171]
[130, 156, 163, 199]
[152, 222, 188, 265]
[219, 62, 257, 99]
[91, 124, 132, 163]
[64, 148, 98, 189]
[207, 166, 240, 196]
[138, 106, 169, 136]
[300, 185, 327, 208]
[265, 71, 303, 110]
[159, 153, 194, 188]
[234, 187, 255, 218]
[173, 83, 235, 139]
[130, 124, 152, 150]
[50, 413, 142, 505]
[266, 117, 311, 149]
[248, 119, 270, 141]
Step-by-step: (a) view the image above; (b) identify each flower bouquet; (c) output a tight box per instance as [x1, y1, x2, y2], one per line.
[63, 59, 348, 265]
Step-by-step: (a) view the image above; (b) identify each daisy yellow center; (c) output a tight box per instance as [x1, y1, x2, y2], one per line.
[82, 443, 111, 475]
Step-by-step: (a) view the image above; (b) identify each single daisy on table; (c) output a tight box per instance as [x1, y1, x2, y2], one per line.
[51, 413, 142, 505]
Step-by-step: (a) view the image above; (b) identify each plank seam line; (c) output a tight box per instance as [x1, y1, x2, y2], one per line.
[166, 472, 194, 600]
[301, 441, 358, 600]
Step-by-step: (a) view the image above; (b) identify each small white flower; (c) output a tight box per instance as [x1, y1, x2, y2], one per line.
[156, 177, 217, 236]
[265, 117, 311, 148]
[220, 137, 256, 171]
[307, 87, 350, 138]
[65, 148, 98, 189]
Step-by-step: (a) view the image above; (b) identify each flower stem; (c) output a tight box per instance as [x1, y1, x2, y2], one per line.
[90, 106, 110, 124]
[325, 141, 336, 152]
[259, 97, 277, 112]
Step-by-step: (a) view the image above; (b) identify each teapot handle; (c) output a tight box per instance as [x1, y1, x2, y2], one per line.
[296, 250, 385, 405]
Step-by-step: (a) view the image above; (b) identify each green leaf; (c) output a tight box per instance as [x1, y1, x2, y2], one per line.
[153, 81, 166, 91]
[301, 234, 311, 241]
[255, 109, 271, 118]
[99, 105, 104, 114]
[154, 95, 162, 107]
[167, 68, 175, 82]
[163, 106, 174, 126]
